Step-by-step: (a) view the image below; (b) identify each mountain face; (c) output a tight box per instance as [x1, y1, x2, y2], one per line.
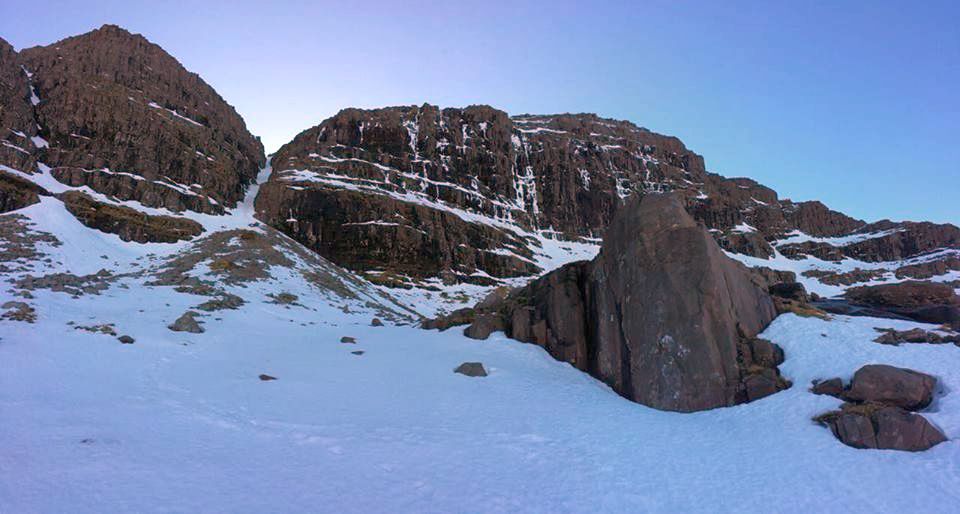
[1, 25, 264, 218]
[255, 104, 960, 292]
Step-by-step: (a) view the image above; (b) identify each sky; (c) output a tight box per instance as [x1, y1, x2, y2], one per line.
[2, 0, 957, 225]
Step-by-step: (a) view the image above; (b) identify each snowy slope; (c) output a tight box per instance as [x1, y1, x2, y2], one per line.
[3, 289, 960, 512]
[2, 162, 960, 513]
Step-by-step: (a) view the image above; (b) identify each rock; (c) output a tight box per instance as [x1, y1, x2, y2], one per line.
[168, 311, 204, 333]
[896, 257, 960, 280]
[421, 308, 475, 331]
[747, 338, 785, 368]
[259, 374, 277, 381]
[0, 39, 40, 176]
[768, 282, 809, 304]
[872, 330, 902, 345]
[872, 405, 947, 451]
[454, 362, 488, 377]
[340, 336, 356, 344]
[817, 403, 946, 451]
[845, 364, 936, 411]
[811, 377, 844, 397]
[801, 268, 887, 286]
[62, 191, 203, 243]
[476, 286, 513, 310]
[117, 335, 135, 344]
[371, 318, 383, 327]
[1, 300, 36, 322]
[351, 350, 365, 355]
[847, 281, 958, 309]
[743, 373, 780, 402]
[18, 25, 264, 214]
[845, 281, 960, 328]
[464, 193, 789, 412]
[258, 103, 931, 287]
[874, 327, 944, 345]
[463, 313, 505, 340]
[0, 170, 48, 213]
[267, 292, 299, 305]
[196, 293, 245, 312]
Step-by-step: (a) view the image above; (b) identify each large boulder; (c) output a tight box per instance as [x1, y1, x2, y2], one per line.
[464, 193, 789, 412]
[817, 403, 946, 452]
[845, 364, 937, 411]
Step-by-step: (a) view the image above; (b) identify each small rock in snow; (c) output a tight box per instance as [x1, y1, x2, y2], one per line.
[454, 362, 488, 377]
[259, 374, 277, 381]
[340, 336, 356, 344]
[351, 350, 365, 355]
[371, 318, 383, 327]
[168, 311, 204, 333]
[117, 335, 135, 344]
[810, 377, 844, 397]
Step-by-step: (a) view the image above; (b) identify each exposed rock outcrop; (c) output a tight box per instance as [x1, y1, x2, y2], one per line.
[15, 25, 264, 213]
[845, 281, 960, 329]
[0, 37, 40, 175]
[0, 169, 49, 213]
[461, 193, 790, 412]
[61, 190, 203, 243]
[256, 103, 960, 290]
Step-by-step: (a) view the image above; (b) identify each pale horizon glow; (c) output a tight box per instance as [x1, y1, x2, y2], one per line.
[2, 0, 957, 225]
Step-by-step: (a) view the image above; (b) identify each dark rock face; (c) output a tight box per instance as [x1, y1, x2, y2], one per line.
[61, 191, 203, 243]
[462, 193, 789, 412]
[847, 281, 957, 309]
[0, 169, 49, 213]
[14, 25, 263, 213]
[257, 103, 960, 287]
[845, 281, 960, 328]
[896, 257, 960, 280]
[255, 183, 538, 283]
[0, 38, 40, 176]
[845, 364, 937, 411]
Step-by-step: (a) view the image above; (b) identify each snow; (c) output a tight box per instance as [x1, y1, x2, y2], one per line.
[1, 141, 29, 154]
[776, 228, 904, 247]
[2, 155, 960, 512]
[516, 127, 567, 135]
[147, 101, 205, 127]
[731, 222, 757, 233]
[3, 274, 960, 513]
[30, 135, 49, 149]
[726, 240, 960, 299]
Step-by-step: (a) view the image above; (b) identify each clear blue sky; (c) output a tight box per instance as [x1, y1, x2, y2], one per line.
[3, 0, 957, 225]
